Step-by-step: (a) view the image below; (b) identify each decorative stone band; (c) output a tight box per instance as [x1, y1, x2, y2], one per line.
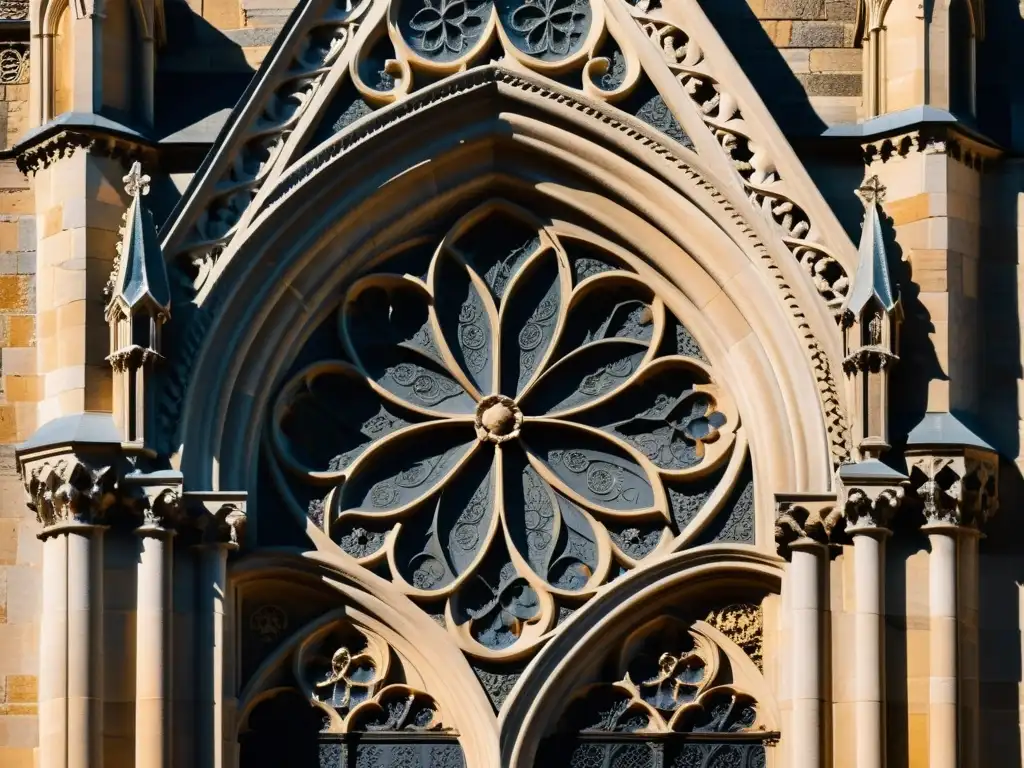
[774, 492, 840, 553]
[858, 125, 1000, 171]
[14, 128, 156, 177]
[841, 346, 898, 375]
[106, 344, 164, 372]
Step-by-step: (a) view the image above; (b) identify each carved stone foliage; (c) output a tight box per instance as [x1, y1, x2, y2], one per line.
[266, 199, 744, 661]
[704, 604, 762, 670]
[624, 8, 850, 319]
[24, 457, 118, 529]
[539, 616, 772, 767]
[0, 0, 28, 19]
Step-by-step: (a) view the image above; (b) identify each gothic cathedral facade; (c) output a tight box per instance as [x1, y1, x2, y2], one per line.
[0, 0, 1021, 765]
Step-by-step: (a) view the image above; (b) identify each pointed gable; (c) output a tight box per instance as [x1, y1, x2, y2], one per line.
[161, 0, 857, 325]
[109, 162, 171, 318]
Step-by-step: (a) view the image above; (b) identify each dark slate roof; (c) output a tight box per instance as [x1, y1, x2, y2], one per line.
[837, 459, 908, 482]
[821, 105, 997, 147]
[115, 195, 171, 311]
[845, 198, 897, 315]
[11, 111, 151, 151]
[18, 412, 123, 452]
[906, 412, 994, 451]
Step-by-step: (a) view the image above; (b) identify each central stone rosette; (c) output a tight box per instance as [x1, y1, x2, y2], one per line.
[475, 394, 523, 443]
[271, 201, 738, 658]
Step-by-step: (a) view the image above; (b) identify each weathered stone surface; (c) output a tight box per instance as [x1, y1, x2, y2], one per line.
[809, 48, 862, 71]
[789, 20, 848, 46]
[763, 0, 826, 18]
[797, 72, 863, 96]
[825, 0, 858, 20]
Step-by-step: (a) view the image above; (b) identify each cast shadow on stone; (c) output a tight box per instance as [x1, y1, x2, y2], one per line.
[973, 166, 1024, 766]
[149, 0, 260, 218]
[697, 0, 867, 242]
[880, 209, 945, 471]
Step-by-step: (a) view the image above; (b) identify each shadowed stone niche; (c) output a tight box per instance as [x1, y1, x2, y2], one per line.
[263, 198, 755, 672]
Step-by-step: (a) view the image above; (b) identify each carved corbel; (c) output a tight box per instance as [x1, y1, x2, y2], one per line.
[184, 491, 248, 549]
[774, 493, 840, 553]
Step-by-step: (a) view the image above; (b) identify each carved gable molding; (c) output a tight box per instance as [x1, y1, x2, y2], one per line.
[161, 0, 857, 335]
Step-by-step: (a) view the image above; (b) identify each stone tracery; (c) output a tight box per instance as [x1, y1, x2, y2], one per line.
[266, 199, 745, 660]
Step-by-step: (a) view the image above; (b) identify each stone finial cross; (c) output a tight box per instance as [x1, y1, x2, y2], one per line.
[857, 174, 886, 206]
[123, 161, 151, 198]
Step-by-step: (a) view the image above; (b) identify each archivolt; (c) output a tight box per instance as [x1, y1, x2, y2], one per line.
[168, 68, 846, 502]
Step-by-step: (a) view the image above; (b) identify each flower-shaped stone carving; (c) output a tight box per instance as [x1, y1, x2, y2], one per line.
[270, 201, 738, 658]
[397, 0, 592, 63]
[509, 0, 588, 57]
[408, 0, 487, 55]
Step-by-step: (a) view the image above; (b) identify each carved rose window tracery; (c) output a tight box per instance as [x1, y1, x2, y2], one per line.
[268, 200, 742, 660]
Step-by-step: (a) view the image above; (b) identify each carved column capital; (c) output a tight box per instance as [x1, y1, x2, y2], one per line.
[184, 492, 248, 549]
[122, 470, 185, 536]
[835, 459, 908, 534]
[774, 493, 840, 553]
[908, 451, 998, 531]
[22, 456, 118, 533]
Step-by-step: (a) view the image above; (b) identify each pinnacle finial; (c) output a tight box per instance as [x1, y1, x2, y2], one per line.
[123, 161, 151, 198]
[857, 175, 886, 206]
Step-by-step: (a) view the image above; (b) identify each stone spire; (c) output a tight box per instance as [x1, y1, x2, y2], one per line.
[105, 162, 171, 446]
[841, 176, 903, 461]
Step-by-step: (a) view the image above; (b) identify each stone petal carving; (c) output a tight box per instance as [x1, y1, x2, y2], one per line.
[266, 198, 743, 660]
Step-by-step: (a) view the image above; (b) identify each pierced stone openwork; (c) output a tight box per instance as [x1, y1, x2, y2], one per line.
[240, 617, 464, 768]
[538, 615, 772, 768]
[266, 200, 742, 660]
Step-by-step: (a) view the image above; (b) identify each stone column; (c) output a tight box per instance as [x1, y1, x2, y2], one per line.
[127, 473, 185, 768]
[838, 474, 905, 768]
[19, 440, 119, 768]
[776, 495, 839, 768]
[186, 493, 247, 768]
[908, 449, 998, 768]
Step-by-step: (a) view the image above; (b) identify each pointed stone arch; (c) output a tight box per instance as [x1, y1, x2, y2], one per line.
[499, 546, 782, 767]
[156, 53, 851, 768]
[230, 550, 501, 766]
[165, 67, 851, 499]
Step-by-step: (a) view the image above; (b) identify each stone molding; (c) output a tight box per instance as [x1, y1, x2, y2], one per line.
[861, 126, 1000, 170]
[14, 129, 155, 176]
